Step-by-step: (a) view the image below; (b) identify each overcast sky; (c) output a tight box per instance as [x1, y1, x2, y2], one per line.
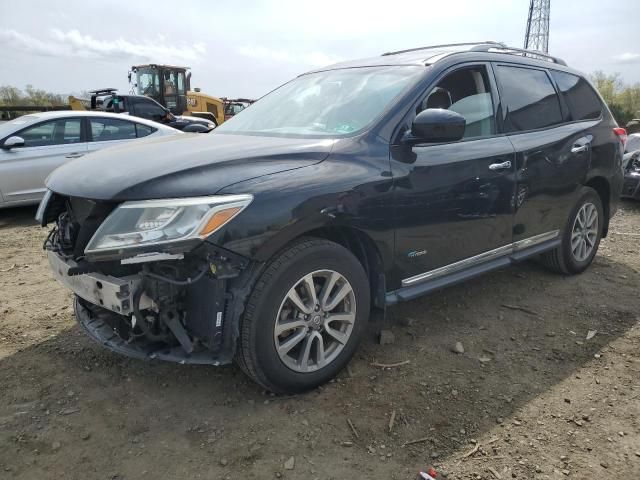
[1, 0, 638, 99]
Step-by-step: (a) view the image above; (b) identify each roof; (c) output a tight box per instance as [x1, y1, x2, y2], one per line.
[311, 42, 567, 72]
[0, 110, 179, 133]
[132, 64, 190, 71]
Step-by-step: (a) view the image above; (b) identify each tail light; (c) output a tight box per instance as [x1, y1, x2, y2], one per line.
[614, 127, 627, 148]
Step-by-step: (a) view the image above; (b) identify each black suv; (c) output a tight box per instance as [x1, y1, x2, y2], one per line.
[39, 42, 625, 393]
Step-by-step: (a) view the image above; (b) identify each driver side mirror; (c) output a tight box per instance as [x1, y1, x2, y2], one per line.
[2, 136, 25, 150]
[410, 109, 466, 144]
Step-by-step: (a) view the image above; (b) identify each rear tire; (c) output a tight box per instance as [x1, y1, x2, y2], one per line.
[235, 238, 370, 394]
[540, 187, 603, 274]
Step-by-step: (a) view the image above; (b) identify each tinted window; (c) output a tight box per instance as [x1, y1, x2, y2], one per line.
[134, 101, 166, 121]
[18, 118, 82, 147]
[496, 66, 562, 132]
[550, 71, 602, 121]
[421, 66, 496, 139]
[135, 123, 156, 138]
[90, 118, 137, 141]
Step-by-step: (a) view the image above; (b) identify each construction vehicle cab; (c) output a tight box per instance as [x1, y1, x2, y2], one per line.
[130, 64, 226, 126]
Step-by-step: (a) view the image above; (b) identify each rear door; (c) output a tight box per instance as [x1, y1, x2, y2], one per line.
[493, 64, 594, 244]
[0, 117, 86, 204]
[391, 63, 516, 286]
[86, 117, 140, 154]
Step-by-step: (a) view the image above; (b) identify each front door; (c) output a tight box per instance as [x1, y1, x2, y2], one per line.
[391, 63, 516, 287]
[0, 117, 86, 204]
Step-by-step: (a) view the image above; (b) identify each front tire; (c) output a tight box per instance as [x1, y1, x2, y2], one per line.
[235, 238, 370, 394]
[540, 187, 603, 274]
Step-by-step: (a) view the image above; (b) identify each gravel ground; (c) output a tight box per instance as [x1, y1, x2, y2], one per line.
[1, 201, 639, 480]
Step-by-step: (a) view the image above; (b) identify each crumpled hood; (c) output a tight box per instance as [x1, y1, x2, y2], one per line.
[46, 132, 335, 201]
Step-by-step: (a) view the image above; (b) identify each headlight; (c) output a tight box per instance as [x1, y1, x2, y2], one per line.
[85, 194, 253, 255]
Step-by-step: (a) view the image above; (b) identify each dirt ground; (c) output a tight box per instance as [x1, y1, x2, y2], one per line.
[1, 202, 639, 480]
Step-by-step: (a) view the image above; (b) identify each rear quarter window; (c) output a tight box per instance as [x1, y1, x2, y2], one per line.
[495, 65, 563, 132]
[135, 123, 157, 138]
[550, 70, 602, 121]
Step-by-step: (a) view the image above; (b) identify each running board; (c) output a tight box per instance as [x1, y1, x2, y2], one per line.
[385, 238, 561, 305]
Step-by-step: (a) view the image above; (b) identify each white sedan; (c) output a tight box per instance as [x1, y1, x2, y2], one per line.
[0, 111, 181, 208]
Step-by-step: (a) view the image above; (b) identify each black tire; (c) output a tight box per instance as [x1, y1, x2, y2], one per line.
[540, 187, 604, 275]
[235, 238, 370, 394]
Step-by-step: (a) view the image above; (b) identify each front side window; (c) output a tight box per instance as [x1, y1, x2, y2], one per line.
[90, 118, 137, 142]
[550, 70, 602, 121]
[18, 118, 82, 147]
[215, 66, 424, 137]
[420, 66, 496, 139]
[496, 65, 563, 132]
[137, 69, 160, 97]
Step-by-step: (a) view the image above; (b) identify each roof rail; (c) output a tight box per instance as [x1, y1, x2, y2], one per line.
[473, 45, 567, 65]
[381, 42, 567, 66]
[381, 41, 505, 57]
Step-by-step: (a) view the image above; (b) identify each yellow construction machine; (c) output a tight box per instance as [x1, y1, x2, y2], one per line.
[129, 65, 253, 126]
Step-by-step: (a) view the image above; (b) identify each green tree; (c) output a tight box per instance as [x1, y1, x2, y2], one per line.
[590, 72, 640, 126]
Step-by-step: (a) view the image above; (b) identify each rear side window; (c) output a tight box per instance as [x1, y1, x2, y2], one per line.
[90, 118, 137, 142]
[550, 71, 602, 121]
[496, 65, 563, 132]
[135, 123, 157, 138]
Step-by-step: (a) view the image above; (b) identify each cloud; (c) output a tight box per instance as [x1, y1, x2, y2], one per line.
[613, 52, 640, 63]
[0, 28, 206, 64]
[237, 45, 343, 67]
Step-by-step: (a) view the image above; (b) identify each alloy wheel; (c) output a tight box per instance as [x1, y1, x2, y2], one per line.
[571, 202, 598, 262]
[274, 269, 356, 373]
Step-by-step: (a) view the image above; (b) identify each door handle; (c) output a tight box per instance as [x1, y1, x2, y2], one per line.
[65, 152, 85, 159]
[489, 160, 512, 171]
[571, 144, 589, 154]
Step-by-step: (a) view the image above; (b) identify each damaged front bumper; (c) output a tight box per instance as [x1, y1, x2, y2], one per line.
[48, 247, 250, 366]
[74, 297, 230, 365]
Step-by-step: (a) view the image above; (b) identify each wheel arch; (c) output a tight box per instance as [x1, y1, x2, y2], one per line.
[585, 176, 611, 237]
[300, 226, 386, 310]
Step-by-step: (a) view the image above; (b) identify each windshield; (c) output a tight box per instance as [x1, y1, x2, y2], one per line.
[215, 66, 423, 137]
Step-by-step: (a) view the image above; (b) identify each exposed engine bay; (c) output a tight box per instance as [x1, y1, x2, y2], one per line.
[42, 194, 253, 364]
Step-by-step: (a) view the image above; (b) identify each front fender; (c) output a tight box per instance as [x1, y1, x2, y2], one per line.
[206, 145, 395, 270]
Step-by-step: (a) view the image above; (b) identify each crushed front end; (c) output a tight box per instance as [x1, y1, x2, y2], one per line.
[622, 151, 640, 199]
[39, 191, 253, 365]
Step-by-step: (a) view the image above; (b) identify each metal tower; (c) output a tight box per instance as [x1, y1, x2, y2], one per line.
[524, 0, 550, 53]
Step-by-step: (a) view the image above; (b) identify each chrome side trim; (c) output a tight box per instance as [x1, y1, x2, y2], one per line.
[512, 229, 559, 251]
[400, 230, 560, 288]
[401, 244, 512, 287]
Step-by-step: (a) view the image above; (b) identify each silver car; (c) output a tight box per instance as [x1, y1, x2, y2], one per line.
[0, 111, 181, 208]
